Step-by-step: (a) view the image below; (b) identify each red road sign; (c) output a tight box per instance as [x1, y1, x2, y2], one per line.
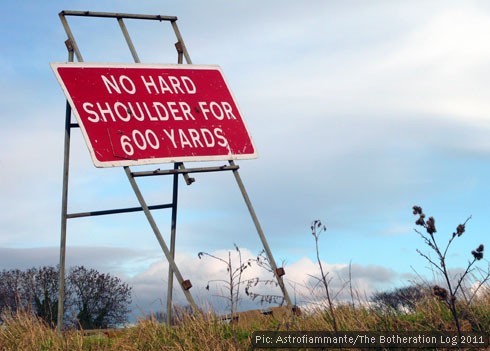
[51, 63, 258, 167]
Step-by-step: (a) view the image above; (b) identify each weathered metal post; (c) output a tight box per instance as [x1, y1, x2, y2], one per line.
[57, 41, 74, 333]
[166, 162, 179, 324]
[166, 42, 185, 325]
[229, 160, 293, 307]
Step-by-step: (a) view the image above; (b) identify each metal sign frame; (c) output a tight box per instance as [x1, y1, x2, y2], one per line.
[56, 10, 292, 332]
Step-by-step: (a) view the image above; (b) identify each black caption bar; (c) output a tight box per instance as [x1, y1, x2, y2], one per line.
[251, 331, 489, 349]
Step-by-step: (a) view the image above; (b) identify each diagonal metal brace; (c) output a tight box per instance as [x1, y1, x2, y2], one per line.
[124, 166, 198, 312]
[229, 160, 293, 307]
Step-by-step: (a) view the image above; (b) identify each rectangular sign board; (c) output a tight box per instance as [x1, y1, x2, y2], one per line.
[51, 63, 258, 167]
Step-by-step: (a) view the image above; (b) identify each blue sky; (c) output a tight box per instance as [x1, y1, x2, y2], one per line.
[1, 1, 490, 315]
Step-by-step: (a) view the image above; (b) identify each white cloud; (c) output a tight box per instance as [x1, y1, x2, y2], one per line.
[368, 7, 490, 123]
[127, 247, 398, 315]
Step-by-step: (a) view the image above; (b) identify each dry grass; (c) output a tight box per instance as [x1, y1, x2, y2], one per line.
[1, 294, 489, 351]
[0, 311, 83, 351]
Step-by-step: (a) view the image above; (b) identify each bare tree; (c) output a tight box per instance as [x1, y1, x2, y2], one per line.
[0, 269, 31, 318]
[29, 266, 60, 327]
[68, 266, 132, 329]
[0, 266, 132, 329]
[198, 244, 253, 321]
[372, 284, 429, 313]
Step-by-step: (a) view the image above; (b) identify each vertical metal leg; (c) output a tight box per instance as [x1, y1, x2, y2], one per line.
[57, 47, 74, 334]
[164, 43, 185, 325]
[166, 162, 179, 324]
[124, 166, 198, 312]
[229, 160, 293, 307]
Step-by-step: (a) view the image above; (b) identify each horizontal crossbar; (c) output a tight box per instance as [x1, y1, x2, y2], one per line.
[131, 164, 239, 178]
[67, 203, 172, 219]
[59, 10, 178, 22]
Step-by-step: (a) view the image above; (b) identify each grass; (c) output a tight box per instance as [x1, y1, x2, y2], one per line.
[1, 291, 489, 351]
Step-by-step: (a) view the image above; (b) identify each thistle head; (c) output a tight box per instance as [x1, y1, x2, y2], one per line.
[471, 244, 484, 260]
[426, 217, 436, 235]
[456, 224, 465, 237]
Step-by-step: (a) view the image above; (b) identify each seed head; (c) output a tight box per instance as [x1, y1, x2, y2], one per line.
[456, 224, 465, 237]
[426, 217, 436, 235]
[471, 251, 483, 260]
[472, 244, 484, 260]
[412, 206, 423, 215]
[433, 285, 448, 301]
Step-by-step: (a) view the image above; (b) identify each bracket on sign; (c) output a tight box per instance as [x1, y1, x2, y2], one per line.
[107, 128, 137, 161]
[55, 10, 292, 333]
[178, 163, 196, 185]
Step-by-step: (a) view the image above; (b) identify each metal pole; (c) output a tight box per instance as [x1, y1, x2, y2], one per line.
[166, 162, 179, 324]
[124, 166, 198, 312]
[171, 21, 192, 64]
[60, 10, 177, 22]
[167, 41, 188, 325]
[59, 13, 84, 62]
[166, 42, 186, 325]
[228, 160, 293, 307]
[118, 17, 141, 63]
[57, 44, 74, 333]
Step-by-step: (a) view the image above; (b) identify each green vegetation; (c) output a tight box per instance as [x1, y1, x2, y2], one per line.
[0, 292, 490, 350]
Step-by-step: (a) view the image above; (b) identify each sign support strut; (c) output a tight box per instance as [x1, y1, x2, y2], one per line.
[229, 161, 292, 306]
[57, 42, 74, 333]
